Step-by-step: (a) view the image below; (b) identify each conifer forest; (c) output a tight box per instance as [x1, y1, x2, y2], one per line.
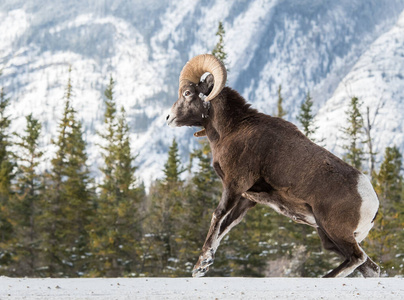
[0, 22, 403, 279]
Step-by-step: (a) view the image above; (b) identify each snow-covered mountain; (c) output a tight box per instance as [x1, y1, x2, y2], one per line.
[315, 10, 404, 166]
[1, 0, 404, 186]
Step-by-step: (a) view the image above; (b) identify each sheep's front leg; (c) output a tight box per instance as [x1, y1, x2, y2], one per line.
[192, 193, 255, 277]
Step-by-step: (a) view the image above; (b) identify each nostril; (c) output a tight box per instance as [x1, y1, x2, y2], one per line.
[166, 115, 170, 121]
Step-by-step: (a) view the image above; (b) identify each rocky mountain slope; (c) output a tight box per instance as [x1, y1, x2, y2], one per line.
[1, 0, 403, 185]
[315, 10, 404, 166]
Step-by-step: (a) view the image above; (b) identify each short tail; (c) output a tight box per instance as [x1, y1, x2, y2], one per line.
[371, 209, 379, 223]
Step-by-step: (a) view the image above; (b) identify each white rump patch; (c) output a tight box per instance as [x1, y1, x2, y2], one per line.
[355, 174, 379, 243]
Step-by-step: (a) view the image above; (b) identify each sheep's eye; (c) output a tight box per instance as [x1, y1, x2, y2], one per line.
[183, 90, 192, 97]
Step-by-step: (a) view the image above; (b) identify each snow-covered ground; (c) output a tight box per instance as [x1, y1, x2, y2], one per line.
[1, 277, 403, 299]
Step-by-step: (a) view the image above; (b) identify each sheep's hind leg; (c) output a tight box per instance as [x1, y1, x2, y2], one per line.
[321, 234, 367, 278]
[192, 196, 256, 277]
[356, 256, 380, 277]
[318, 227, 379, 277]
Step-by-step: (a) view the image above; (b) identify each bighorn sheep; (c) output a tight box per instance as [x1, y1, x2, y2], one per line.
[166, 54, 380, 278]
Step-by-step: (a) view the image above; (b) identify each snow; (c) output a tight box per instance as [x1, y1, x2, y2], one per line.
[315, 10, 404, 159]
[1, 277, 403, 299]
[1, 1, 404, 187]
[0, 9, 29, 58]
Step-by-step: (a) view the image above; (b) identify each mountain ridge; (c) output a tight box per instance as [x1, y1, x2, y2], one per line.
[1, 0, 404, 186]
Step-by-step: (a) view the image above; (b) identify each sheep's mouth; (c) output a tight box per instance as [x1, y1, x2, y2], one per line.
[171, 118, 204, 128]
[167, 117, 177, 127]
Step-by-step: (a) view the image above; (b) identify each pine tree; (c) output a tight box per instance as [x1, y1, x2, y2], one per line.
[144, 138, 185, 276]
[212, 21, 228, 69]
[64, 118, 94, 276]
[115, 107, 138, 197]
[174, 139, 228, 276]
[364, 107, 378, 179]
[96, 76, 117, 199]
[341, 96, 365, 170]
[365, 146, 403, 276]
[0, 87, 14, 197]
[276, 85, 287, 119]
[163, 139, 184, 184]
[38, 100, 72, 276]
[11, 114, 43, 276]
[297, 91, 317, 141]
[90, 77, 143, 277]
[397, 180, 404, 275]
[226, 203, 276, 277]
[39, 69, 94, 277]
[0, 86, 15, 274]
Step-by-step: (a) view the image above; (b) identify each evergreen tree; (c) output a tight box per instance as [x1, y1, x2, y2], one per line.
[297, 91, 317, 141]
[397, 180, 404, 275]
[11, 114, 43, 276]
[39, 69, 94, 277]
[90, 77, 143, 277]
[212, 21, 228, 69]
[276, 85, 287, 119]
[96, 76, 117, 198]
[365, 146, 403, 276]
[175, 139, 228, 276]
[64, 118, 94, 276]
[163, 139, 184, 184]
[364, 106, 378, 179]
[115, 107, 139, 196]
[0, 86, 15, 274]
[341, 96, 365, 170]
[144, 138, 185, 276]
[0, 87, 14, 198]
[226, 204, 276, 277]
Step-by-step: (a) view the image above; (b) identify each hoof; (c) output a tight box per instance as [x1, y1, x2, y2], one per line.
[192, 249, 215, 277]
[201, 258, 214, 268]
[192, 266, 208, 277]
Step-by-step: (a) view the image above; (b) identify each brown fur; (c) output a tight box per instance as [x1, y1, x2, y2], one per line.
[206, 87, 362, 233]
[166, 77, 379, 278]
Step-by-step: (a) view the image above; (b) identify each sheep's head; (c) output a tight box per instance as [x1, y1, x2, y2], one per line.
[166, 54, 227, 130]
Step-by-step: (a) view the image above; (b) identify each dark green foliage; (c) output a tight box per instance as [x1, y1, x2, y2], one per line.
[0, 87, 14, 197]
[377, 146, 403, 201]
[226, 205, 275, 277]
[365, 146, 403, 276]
[90, 77, 144, 277]
[143, 138, 186, 276]
[39, 70, 94, 277]
[0, 86, 15, 274]
[289, 226, 339, 277]
[341, 97, 365, 170]
[163, 139, 184, 184]
[297, 91, 317, 141]
[212, 21, 228, 70]
[11, 115, 43, 276]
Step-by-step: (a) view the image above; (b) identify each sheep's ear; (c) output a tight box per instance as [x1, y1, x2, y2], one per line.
[205, 74, 214, 91]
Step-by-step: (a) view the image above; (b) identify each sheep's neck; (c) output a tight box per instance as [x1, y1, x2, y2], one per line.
[203, 93, 252, 143]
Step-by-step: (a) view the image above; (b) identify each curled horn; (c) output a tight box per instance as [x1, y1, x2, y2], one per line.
[179, 54, 227, 101]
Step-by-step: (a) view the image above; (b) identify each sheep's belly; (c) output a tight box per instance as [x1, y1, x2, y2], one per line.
[242, 191, 317, 227]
